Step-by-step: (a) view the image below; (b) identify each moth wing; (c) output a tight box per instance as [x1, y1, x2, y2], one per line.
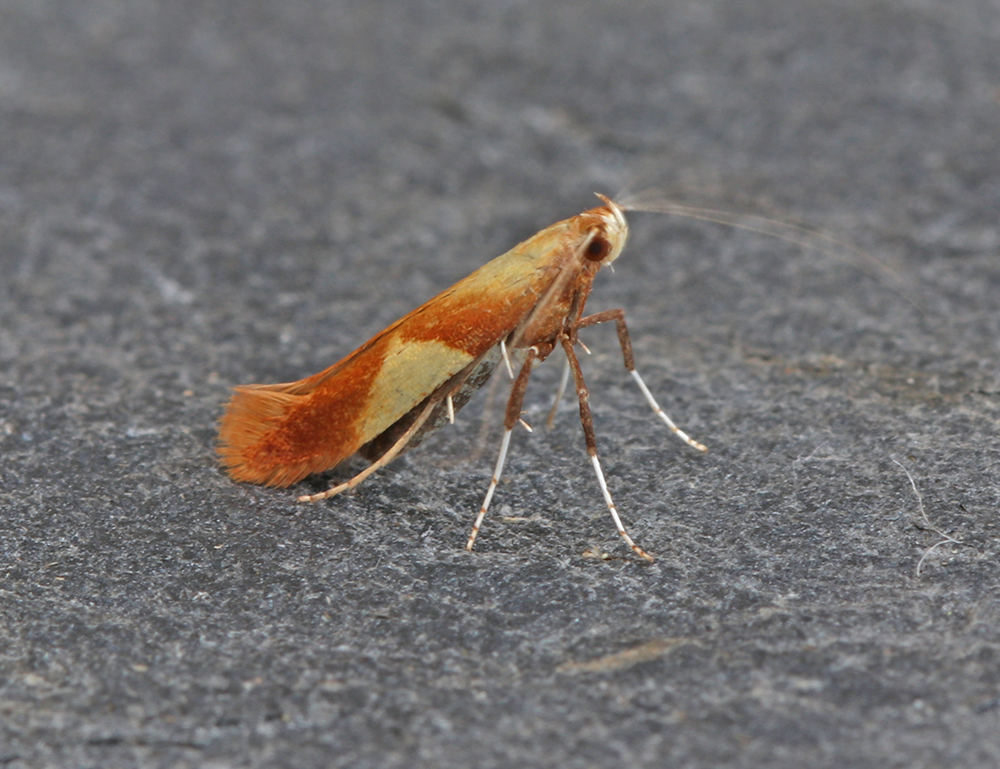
[218, 207, 600, 487]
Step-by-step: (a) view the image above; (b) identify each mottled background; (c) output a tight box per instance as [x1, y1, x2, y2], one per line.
[2, 1, 999, 767]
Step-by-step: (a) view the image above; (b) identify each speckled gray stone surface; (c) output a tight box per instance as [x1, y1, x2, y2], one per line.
[2, 1, 999, 767]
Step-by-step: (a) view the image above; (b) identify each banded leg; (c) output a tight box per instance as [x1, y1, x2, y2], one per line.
[559, 335, 654, 563]
[466, 344, 548, 552]
[578, 309, 706, 452]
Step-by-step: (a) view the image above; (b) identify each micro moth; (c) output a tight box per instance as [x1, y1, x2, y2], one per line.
[218, 195, 706, 561]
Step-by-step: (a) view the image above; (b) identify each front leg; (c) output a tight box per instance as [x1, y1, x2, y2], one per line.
[577, 309, 707, 452]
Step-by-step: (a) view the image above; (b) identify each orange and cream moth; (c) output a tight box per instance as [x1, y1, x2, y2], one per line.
[218, 195, 706, 561]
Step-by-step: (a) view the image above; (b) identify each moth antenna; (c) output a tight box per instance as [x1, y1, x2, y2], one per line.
[616, 189, 925, 311]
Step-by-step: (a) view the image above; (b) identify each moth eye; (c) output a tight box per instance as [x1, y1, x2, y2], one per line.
[586, 235, 610, 261]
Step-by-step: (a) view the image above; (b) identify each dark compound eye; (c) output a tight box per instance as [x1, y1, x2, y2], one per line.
[586, 236, 610, 261]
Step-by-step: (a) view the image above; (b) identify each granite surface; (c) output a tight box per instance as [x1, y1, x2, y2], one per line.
[2, 1, 999, 767]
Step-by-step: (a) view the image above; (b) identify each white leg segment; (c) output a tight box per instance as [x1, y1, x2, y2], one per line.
[466, 427, 513, 551]
[500, 339, 515, 379]
[546, 358, 571, 428]
[589, 454, 653, 562]
[629, 369, 707, 452]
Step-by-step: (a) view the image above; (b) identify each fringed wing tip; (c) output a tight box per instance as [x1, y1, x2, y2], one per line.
[217, 385, 312, 487]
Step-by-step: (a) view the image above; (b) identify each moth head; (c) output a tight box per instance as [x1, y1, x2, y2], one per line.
[583, 194, 629, 267]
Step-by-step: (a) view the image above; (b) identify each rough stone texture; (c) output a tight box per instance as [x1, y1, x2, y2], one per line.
[2, 1, 998, 767]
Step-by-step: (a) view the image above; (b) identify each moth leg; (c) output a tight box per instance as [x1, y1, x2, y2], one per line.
[578, 308, 707, 452]
[298, 393, 441, 503]
[560, 335, 654, 563]
[545, 357, 571, 429]
[466, 344, 547, 552]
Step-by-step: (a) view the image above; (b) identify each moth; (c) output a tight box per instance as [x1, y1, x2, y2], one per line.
[218, 195, 706, 561]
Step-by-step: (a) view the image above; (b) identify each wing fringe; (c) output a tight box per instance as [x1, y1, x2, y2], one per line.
[217, 383, 320, 487]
